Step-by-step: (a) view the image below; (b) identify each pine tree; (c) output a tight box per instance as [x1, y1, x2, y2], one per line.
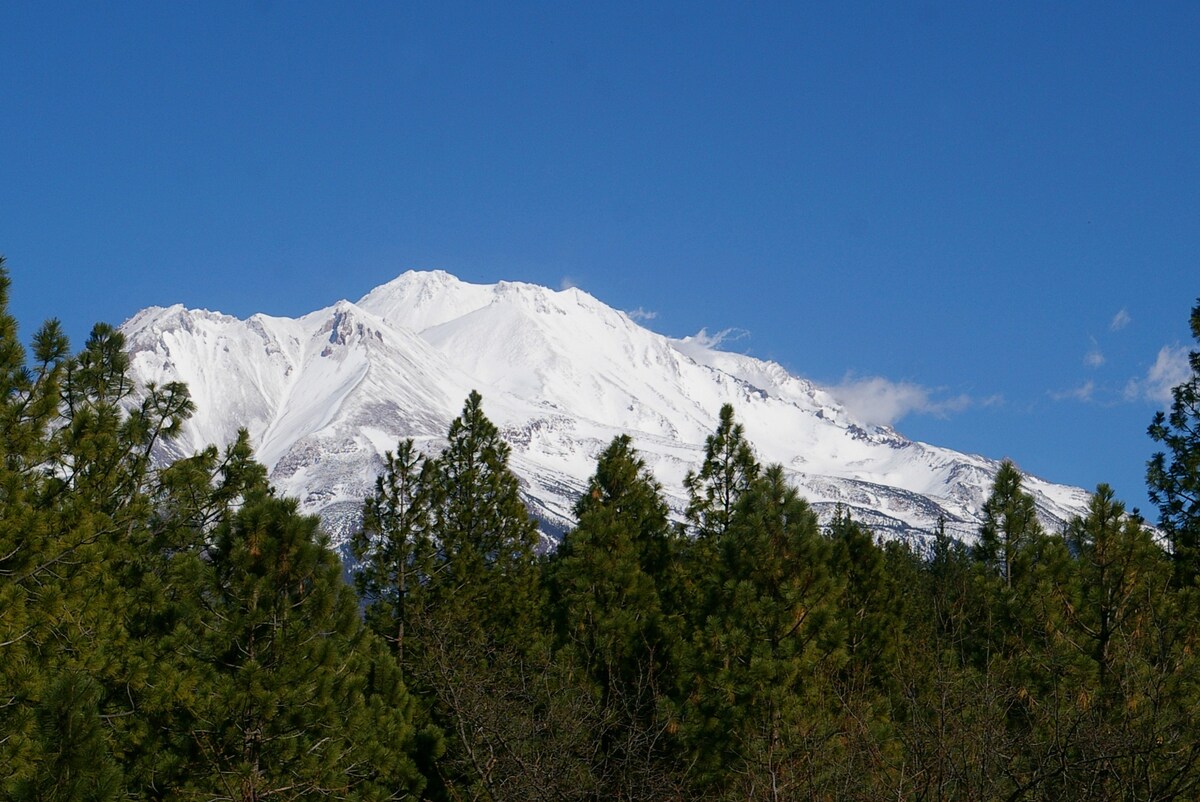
[351, 439, 436, 672]
[1065, 485, 1167, 706]
[964, 463, 1085, 798]
[0, 263, 433, 798]
[415, 392, 553, 800]
[823, 509, 908, 798]
[115, 429, 274, 793]
[889, 514, 993, 800]
[683, 465, 840, 797]
[151, 428, 269, 548]
[1147, 298, 1200, 584]
[0, 275, 196, 796]
[547, 435, 682, 799]
[973, 460, 1043, 589]
[0, 258, 70, 791]
[51, 328, 198, 787]
[827, 508, 899, 683]
[426, 390, 540, 645]
[683, 403, 760, 540]
[677, 404, 762, 672]
[181, 490, 426, 800]
[10, 672, 122, 802]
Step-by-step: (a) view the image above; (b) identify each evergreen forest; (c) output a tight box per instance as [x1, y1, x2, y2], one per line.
[4, 256, 1200, 801]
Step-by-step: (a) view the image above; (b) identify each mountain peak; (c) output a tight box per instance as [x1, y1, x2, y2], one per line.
[357, 270, 491, 333]
[121, 268, 1092, 547]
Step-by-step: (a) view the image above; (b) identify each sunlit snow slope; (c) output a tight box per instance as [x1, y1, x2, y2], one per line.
[122, 270, 1091, 547]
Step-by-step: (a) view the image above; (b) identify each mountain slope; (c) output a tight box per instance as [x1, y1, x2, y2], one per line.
[122, 270, 1091, 546]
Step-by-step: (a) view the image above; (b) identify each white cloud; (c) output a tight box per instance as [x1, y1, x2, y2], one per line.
[1120, 345, 1193, 404]
[1084, 348, 1105, 368]
[1110, 308, 1132, 331]
[626, 307, 658, 322]
[1050, 380, 1096, 403]
[827, 375, 974, 427]
[690, 327, 750, 350]
[559, 276, 578, 290]
[1144, 345, 1192, 403]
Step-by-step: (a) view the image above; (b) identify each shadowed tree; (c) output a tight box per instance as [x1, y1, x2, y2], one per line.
[973, 460, 1043, 589]
[1148, 298, 1200, 584]
[684, 404, 760, 541]
[682, 465, 841, 799]
[547, 435, 684, 800]
[180, 490, 426, 801]
[351, 438, 437, 674]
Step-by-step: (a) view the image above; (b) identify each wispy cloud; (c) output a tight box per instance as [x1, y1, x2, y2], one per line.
[1117, 345, 1192, 404]
[1050, 380, 1096, 403]
[559, 276, 578, 290]
[1084, 348, 1105, 368]
[626, 307, 658, 322]
[827, 375, 978, 427]
[690, 327, 750, 350]
[1110, 308, 1132, 331]
[1143, 345, 1192, 403]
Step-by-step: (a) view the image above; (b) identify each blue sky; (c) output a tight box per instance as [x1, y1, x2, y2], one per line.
[2, 2, 1197, 516]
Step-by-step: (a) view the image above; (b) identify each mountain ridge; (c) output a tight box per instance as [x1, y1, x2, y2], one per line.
[121, 270, 1092, 547]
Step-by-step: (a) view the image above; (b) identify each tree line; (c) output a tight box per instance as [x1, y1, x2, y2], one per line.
[3, 258, 1200, 801]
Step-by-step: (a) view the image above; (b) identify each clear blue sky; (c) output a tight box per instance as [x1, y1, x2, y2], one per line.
[3, 2, 1198, 517]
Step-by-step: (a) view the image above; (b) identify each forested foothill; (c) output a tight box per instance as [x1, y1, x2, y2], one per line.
[4, 255, 1200, 801]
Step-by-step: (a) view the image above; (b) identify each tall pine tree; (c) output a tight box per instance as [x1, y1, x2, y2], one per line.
[180, 490, 426, 800]
[351, 439, 437, 673]
[682, 466, 841, 798]
[547, 435, 682, 800]
[973, 460, 1042, 589]
[683, 403, 760, 540]
[426, 391, 540, 645]
[0, 257, 71, 791]
[1147, 298, 1200, 584]
[415, 392, 557, 801]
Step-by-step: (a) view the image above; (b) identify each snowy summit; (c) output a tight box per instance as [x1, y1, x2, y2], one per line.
[121, 270, 1091, 548]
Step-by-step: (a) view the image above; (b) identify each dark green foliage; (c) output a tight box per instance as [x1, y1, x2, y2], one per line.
[828, 507, 902, 685]
[552, 436, 673, 683]
[8, 260, 1200, 801]
[151, 428, 269, 548]
[0, 261, 428, 801]
[1148, 298, 1200, 583]
[547, 435, 683, 799]
[1065, 485, 1167, 705]
[682, 465, 842, 797]
[684, 403, 760, 540]
[0, 259, 70, 790]
[352, 439, 436, 671]
[11, 672, 122, 802]
[427, 390, 541, 644]
[676, 404, 763, 703]
[397, 392, 556, 801]
[825, 508, 909, 788]
[973, 459, 1043, 588]
[178, 491, 425, 799]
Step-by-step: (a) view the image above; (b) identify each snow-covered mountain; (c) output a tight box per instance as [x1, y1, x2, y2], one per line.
[122, 270, 1091, 548]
